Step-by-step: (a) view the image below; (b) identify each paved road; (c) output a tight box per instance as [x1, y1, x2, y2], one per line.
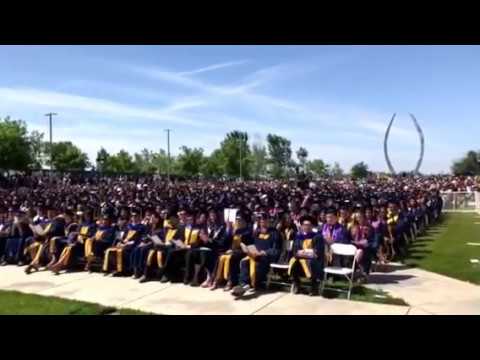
[1, 264, 479, 315]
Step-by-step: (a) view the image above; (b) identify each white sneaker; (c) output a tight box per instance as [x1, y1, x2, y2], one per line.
[232, 284, 250, 296]
[245, 287, 256, 296]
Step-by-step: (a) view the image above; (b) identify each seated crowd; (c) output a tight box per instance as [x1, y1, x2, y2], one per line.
[0, 174, 445, 297]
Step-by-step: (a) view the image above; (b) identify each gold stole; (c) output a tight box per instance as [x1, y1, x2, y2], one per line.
[284, 228, 293, 241]
[125, 230, 136, 242]
[85, 230, 104, 259]
[77, 226, 90, 243]
[165, 228, 177, 243]
[258, 233, 270, 240]
[232, 234, 242, 248]
[216, 231, 243, 281]
[288, 238, 313, 278]
[44, 223, 52, 235]
[146, 228, 177, 268]
[184, 227, 199, 246]
[95, 230, 104, 240]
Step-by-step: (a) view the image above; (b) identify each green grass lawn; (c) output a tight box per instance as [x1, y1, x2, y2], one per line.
[322, 283, 409, 306]
[404, 212, 480, 285]
[0, 290, 153, 315]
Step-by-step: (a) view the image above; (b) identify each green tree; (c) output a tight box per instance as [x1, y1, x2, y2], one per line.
[134, 148, 157, 174]
[251, 141, 268, 179]
[452, 150, 480, 175]
[151, 149, 171, 175]
[266, 134, 292, 179]
[29, 130, 46, 169]
[201, 149, 225, 178]
[0, 117, 37, 170]
[351, 161, 370, 179]
[106, 150, 138, 173]
[96, 147, 111, 172]
[296, 147, 308, 170]
[176, 146, 205, 177]
[307, 159, 329, 178]
[47, 141, 90, 172]
[330, 162, 344, 178]
[219, 131, 251, 179]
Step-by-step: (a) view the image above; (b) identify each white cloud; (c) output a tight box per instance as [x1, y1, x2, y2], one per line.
[357, 119, 416, 138]
[0, 87, 207, 127]
[178, 60, 249, 76]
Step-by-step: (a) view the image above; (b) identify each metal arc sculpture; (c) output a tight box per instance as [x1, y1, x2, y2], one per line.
[384, 113, 425, 175]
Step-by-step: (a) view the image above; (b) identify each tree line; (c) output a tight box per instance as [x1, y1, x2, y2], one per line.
[4, 115, 476, 178]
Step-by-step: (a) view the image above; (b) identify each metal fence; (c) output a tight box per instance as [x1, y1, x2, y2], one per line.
[440, 192, 480, 212]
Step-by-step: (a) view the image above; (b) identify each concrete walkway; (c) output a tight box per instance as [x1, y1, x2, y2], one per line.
[365, 263, 480, 315]
[1, 264, 479, 315]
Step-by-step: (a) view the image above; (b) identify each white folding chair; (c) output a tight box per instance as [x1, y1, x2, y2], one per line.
[321, 243, 357, 300]
[266, 240, 293, 290]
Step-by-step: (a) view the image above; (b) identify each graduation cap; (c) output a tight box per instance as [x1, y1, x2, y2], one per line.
[64, 209, 75, 218]
[299, 215, 315, 224]
[325, 208, 337, 216]
[166, 208, 179, 220]
[207, 206, 219, 214]
[235, 211, 247, 221]
[102, 213, 114, 221]
[184, 208, 196, 218]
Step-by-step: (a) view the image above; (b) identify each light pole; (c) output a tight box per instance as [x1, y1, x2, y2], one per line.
[239, 138, 243, 182]
[45, 112, 57, 171]
[164, 129, 171, 182]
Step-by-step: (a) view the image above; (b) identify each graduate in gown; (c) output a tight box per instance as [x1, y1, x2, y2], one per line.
[25, 208, 66, 274]
[46, 210, 78, 269]
[182, 209, 204, 285]
[49, 209, 96, 274]
[385, 203, 401, 260]
[0, 210, 11, 262]
[84, 214, 116, 272]
[350, 210, 374, 278]
[198, 209, 228, 288]
[232, 213, 281, 297]
[103, 209, 147, 276]
[131, 211, 163, 279]
[321, 209, 349, 267]
[139, 211, 184, 283]
[288, 215, 324, 296]
[210, 212, 253, 291]
[1, 210, 32, 266]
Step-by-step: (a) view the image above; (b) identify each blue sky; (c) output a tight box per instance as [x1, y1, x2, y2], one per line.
[0, 45, 478, 173]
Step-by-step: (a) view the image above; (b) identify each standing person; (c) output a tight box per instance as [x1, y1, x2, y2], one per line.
[0, 208, 12, 263]
[1, 209, 32, 266]
[288, 215, 324, 296]
[102, 209, 146, 276]
[232, 213, 281, 297]
[386, 202, 402, 260]
[210, 212, 253, 291]
[366, 207, 383, 262]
